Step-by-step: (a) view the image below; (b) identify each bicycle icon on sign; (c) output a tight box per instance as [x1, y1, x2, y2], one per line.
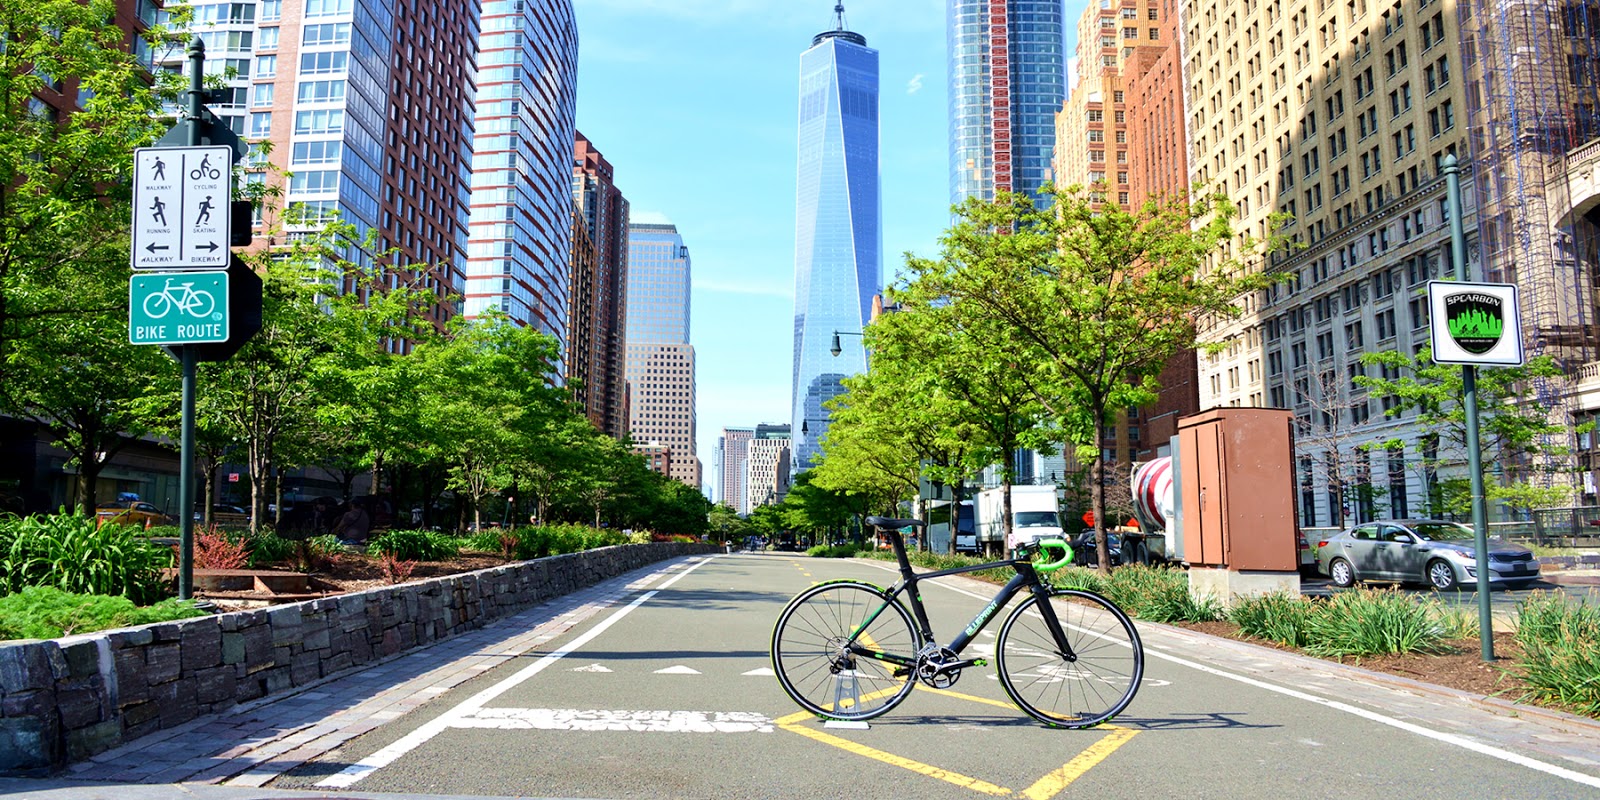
[189, 155, 222, 181]
[142, 277, 216, 320]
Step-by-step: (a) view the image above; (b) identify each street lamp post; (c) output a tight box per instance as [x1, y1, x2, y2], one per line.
[830, 329, 864, 357]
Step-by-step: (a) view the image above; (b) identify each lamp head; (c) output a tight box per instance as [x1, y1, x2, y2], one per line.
[829, 332, 841, 357]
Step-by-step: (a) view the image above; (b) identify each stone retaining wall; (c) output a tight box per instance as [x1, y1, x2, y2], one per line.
[0, 542, 716, 773]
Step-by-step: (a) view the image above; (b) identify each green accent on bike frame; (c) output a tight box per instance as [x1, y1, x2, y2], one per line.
[1032, 538, 1073, 573]
[129, 270, 229, 345]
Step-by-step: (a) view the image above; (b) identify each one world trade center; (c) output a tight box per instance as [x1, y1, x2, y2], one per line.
[790, 3, 880, 476]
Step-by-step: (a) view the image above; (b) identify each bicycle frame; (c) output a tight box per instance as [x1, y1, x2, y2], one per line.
[847, 529, 1076, 672]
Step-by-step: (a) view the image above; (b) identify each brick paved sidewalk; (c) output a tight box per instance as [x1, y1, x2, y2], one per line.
[56, 555, 707, 789]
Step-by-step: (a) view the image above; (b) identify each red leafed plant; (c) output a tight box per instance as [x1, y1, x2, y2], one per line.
[380, 552, 417, 584]
[194, 527, 249, 570]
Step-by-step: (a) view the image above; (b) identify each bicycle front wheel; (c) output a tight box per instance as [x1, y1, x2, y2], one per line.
[771, 581, 920, 721]
[996, 589, 1143, 728]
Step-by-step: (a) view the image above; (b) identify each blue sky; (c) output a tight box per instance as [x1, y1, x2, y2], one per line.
[571, 0, 954, 493]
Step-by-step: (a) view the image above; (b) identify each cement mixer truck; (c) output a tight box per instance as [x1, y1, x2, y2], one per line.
[1128, 457, 1176, 563]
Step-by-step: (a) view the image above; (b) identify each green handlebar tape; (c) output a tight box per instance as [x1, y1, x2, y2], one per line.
[1032, 538, 1072, 573]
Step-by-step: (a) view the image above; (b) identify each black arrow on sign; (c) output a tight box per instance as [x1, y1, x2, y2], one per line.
[145, 243, 169, 253]
[196, 242, 220, 253]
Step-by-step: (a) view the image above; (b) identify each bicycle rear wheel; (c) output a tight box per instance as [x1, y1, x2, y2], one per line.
[995, 589, 1143, 728]
[771, 581, 920, 721]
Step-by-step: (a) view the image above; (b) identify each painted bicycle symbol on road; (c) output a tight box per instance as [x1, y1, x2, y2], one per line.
[142, 277, 218, 320]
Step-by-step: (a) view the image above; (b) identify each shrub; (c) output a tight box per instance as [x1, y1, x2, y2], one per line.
[367, 529, 460, 562]
[379, 552, 417, 585]
[243, 530, 295, 566]
[1098, 564, 1222, 623]
[487, 524, 627, 561]
[1051, 567, 1110, 594]
[0, 586, 204, 640]
[807, 543, 866, 558]
[194, 527, 249, 570]
[1514, 594, 1600, 716]
[0, 512, 171, 603]
[1229, 592, 1317, 648]
[307, 534, 346, 560]
[1301, 588, 1450, 658]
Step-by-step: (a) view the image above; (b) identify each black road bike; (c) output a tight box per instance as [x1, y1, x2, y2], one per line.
[771, 516, 1144, 728]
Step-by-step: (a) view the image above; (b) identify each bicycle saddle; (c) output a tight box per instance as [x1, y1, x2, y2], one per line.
[866, 516, 925, 529]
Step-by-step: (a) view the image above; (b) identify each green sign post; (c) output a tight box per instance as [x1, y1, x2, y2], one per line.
[129, 271, 229, 345]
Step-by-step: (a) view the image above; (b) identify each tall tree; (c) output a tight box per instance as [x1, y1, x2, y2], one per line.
[905, 185, 1274, 570]
[0, 2, 182, 370]
[1356, 348, 1579, 521]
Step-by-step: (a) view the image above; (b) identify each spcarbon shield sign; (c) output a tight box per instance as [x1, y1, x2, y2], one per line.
[1428, 281, 1524, 366]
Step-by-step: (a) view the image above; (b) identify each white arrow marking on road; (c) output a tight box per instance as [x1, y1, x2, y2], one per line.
[454, 708, 773, 733]
[572, 664, 613, 672]
[654, 665, 701, 674]
[742, 667, 775, 676]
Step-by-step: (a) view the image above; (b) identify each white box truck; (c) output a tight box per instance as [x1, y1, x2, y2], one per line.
[975, 485, 1065, 553]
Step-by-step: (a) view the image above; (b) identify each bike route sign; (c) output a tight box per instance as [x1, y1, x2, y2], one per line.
[129, 271, 230, 345]
[131, 145, 232, 269]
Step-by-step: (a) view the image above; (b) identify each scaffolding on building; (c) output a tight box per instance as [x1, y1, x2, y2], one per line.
[1460, 0, 1600, 486]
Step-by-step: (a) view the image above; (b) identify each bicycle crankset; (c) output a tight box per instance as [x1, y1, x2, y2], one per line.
[916, 645, 967, 689]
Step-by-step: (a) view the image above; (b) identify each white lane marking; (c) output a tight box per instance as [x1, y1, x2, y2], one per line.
[743, 667, 776, 676]
[654, 665, 701, 674]
[316, 556, 716, 789]
[858, 560, 1600, 790]
[1142, 646, 1600, 790]
[572, 664, 613, 673]
[454, 708, 772, 733]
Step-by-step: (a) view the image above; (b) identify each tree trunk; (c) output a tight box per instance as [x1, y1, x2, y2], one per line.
[247, 438, 272, 536]
[1092, 413, 1111, 575]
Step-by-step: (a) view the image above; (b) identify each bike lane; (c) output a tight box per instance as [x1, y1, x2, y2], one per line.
[267, 552, 1600, 799]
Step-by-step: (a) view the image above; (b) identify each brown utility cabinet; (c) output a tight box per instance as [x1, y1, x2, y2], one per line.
[1177, 408, 1298, 571]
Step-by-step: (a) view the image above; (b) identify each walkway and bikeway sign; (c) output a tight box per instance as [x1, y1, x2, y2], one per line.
[129, 270, 230, 345]
[131, 145, 232, 269]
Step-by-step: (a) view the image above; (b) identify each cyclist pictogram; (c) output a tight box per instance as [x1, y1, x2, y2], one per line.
[189, 155, 222, 180]
[142, 277, 217, 320]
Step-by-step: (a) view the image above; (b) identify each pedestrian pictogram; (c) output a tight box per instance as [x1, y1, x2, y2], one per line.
[129, 271, 230, 345]
[131, 145, 232, 269]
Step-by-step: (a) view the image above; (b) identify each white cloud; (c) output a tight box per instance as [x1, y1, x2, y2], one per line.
[907, 73, 924, 94]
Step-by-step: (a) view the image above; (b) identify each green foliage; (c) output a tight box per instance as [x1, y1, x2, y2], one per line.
[366, 529, 460, 562]
[145, 525, 183, 538]
[0, 587, 204, 640]
[1229, 593, 1317, 648]
[806, 543, 867, 558]
[1356, 349, 1574, 511]
[1513, 594, 1600, 716]
[1049, 567, 1110, 594]
[307, 534, 347, 560]
[465, 524, 626, 561]
[242, 530, 295, 567]
[0, 513, 171, 603]
[1300, 589, 1450, 658]
[1095, 564, 1223, 623]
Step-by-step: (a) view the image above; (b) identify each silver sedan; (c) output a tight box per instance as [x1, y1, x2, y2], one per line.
[1315, 519, 1541, 591]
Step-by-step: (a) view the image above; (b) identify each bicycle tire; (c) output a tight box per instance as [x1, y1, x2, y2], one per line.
[995, 589, 1143, 728]
[771, 581, 921, 721]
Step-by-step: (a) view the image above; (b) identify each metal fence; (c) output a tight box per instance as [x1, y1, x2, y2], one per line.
[1304, 508, 1600, 548]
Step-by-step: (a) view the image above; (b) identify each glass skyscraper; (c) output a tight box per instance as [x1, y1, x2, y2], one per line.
[790, 8, 880, 475]
[948, 0, 1067, 204]
[625, 223, 699, 487]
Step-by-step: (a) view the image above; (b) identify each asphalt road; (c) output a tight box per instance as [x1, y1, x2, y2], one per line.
[253, 552, 1600, 800]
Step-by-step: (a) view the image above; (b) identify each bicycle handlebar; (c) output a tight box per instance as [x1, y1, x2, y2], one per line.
[1026, 538, 1073, 573]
